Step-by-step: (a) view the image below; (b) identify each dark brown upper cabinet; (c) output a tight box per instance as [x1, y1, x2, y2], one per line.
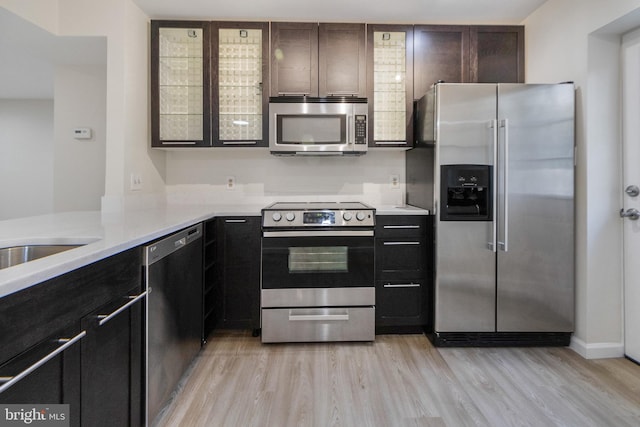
[470, 26, 524, 83]
[271, 22, 319, 97]
[366, 24, 414, 147]
[318, 23, 366, 97]
[271, 22, 366, 98]
[413, 25, 470, 98]
[151, 20, 211, 147]
[211, 21, 269, 147]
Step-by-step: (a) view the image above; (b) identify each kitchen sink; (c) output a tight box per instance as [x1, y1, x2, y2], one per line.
[0, 244, 85, 270]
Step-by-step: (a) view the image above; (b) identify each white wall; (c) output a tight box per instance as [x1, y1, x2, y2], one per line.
[524, 0, 640, 358]
[53, 64, 106, 212]
[2, 0, 165, 212]
[166, 149, 406, 207]
[56, 0, 165, 211]
[0, 100, 54, 220]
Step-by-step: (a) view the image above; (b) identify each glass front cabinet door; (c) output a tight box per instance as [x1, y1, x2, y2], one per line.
[151, 21, 211, 147]
[212, 22, 269, 147]
[367, 25, 414, 148]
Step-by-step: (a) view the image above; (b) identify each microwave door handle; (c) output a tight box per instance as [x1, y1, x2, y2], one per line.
[348, 115, 353, 145]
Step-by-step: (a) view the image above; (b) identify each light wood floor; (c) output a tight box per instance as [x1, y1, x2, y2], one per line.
[155, 331, 640, 427]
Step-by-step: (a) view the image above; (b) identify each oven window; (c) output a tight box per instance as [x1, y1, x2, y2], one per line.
[278, 115, 346, 144]
[262, 235, 374, 289]
[288, 246, 348, 273]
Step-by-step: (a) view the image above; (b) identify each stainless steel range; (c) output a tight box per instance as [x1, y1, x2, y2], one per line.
[260, 202, 376, 343]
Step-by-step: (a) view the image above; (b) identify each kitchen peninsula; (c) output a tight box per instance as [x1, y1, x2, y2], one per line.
[0, 202, 428, 426]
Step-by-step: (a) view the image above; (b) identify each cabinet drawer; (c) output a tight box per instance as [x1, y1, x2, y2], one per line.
[376, 237, 426, 277]
[376, 280, 426, 326]
[261, 307, 374, 343]
[375, 215, 428, 237]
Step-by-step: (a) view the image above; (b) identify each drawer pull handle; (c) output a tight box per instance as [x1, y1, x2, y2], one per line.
[383, 225, 420, 229]
[383, 283, 421, 288]
[383, 241, 420, 246]
[222, 141, 258, 145]
[97, 291, 148, 326]
[0, 330, 86, 394]
[225, 219, 247, 223]
[288, 312, 349, 322]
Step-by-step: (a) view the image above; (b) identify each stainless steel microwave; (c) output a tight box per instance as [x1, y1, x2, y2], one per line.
[269, 97, 368, 155]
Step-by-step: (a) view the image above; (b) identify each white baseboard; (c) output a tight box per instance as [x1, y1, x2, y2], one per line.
[570, 336, 625, 359]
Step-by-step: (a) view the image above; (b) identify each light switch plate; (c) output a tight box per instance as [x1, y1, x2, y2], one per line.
[130, 173, 142, 191]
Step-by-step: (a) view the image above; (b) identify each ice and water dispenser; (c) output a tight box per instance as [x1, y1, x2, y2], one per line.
[440, 165, 492, 221]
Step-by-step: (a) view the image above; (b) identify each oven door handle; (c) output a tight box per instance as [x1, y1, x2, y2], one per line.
[263, 230, 374, 238]
[288, 309, 349, 322]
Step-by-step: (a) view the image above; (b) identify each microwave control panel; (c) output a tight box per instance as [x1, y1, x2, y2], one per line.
[354, 115, 367, 145]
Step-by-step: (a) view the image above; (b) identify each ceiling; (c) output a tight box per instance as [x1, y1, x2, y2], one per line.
[132, 0, 548, 24]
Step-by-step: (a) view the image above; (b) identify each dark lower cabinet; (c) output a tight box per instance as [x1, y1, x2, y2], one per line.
[376, 279, 427, 327]
[80, 286, 144, 427]
[0, 247, 143, 427]
[215, 217, 261, 332]
[0, 324, 82, 427]
[375, 215, 434, 334]
[203, 218, 219, 341]
[375, 236, 427, 275]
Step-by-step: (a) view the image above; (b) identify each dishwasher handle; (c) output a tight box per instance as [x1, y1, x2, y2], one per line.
[144, 223, 202, 266]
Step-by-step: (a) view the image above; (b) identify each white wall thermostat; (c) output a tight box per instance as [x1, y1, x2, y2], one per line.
[73, 127, 92, 140]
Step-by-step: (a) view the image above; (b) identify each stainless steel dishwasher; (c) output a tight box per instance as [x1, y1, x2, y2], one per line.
[144, 224, 203, 426]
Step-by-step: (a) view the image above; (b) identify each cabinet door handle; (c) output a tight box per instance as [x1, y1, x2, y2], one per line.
[383, 225, 421, 229]
[383, 241, 420, 246]
[162, 141, 197, 145]
[278, 92, 311, 96]
[225, 219, 247, 223]
[0, 330, 86, 394]
[383, 283, 421, 288]
[97, 291, 148, 326]
[375, 141, 404, 145]
[222, 141, 258, 145]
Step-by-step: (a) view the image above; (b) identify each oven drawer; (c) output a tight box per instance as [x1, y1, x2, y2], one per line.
[261, 307, 375, 343]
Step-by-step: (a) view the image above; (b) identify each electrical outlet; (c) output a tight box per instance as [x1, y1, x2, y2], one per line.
[226, 176, 235, 190]
[390, 174, 400, 189]
[130, 173, 142, 191]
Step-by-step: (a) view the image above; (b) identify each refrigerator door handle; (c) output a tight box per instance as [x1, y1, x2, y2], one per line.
[489, 119, 498, 252]
[498, 118, 510, 252]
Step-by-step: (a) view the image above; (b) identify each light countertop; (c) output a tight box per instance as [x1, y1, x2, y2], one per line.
[0, 203, 429, 299]
[374, 205, 430, 215]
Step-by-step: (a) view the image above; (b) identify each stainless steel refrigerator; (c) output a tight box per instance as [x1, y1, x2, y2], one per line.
[409, 83, 575, 346]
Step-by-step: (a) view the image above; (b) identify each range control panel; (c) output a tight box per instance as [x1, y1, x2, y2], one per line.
[262, 204, 376, 228]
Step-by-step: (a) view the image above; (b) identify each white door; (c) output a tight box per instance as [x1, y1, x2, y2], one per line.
[621, 28, 640, 363]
